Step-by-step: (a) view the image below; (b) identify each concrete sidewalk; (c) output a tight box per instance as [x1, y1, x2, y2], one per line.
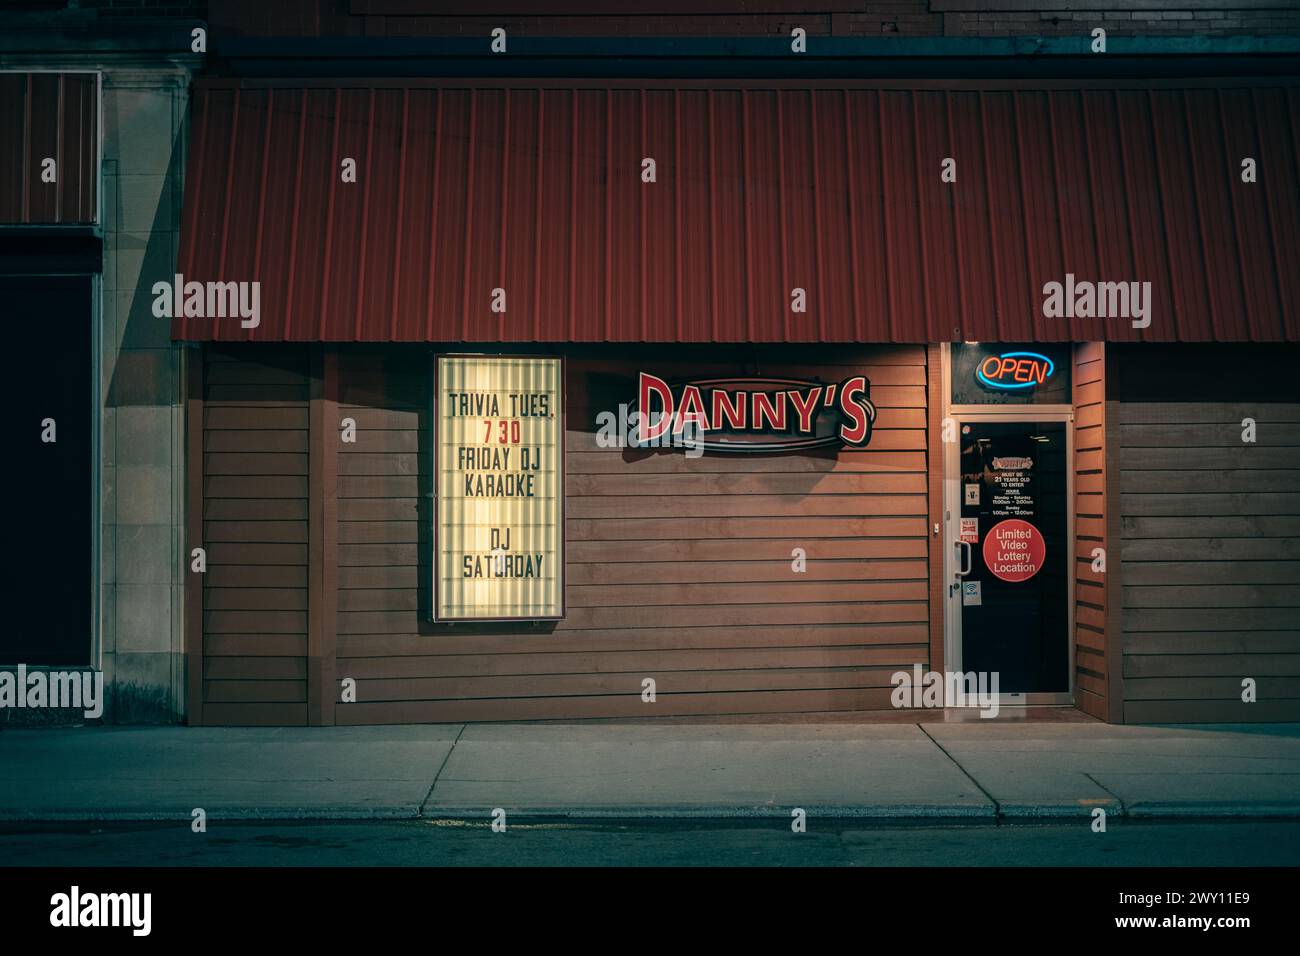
[2, 721, 1299, 822]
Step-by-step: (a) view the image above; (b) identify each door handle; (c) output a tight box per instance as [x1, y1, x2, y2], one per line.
[955, 540, 972, 578]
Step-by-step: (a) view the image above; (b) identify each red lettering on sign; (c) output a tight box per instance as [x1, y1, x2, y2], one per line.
[787, 386, 823, 435]
[711, 388, 746, 430]
[837, 376, 871, 446]
[638, 372, 674, 443]
[633, 373, 875, 452]
[674, 384, 709, 436]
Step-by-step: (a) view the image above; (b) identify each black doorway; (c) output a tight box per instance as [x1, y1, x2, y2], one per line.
[2, 273, 93, 665]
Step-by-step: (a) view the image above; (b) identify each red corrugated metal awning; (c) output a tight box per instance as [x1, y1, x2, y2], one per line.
[175, 79, 1300, 343]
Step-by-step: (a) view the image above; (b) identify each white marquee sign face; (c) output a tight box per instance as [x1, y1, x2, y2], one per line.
[435, 355, 564, 621]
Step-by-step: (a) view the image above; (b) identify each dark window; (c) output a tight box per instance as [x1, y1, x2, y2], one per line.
[2, 274, 93, 665]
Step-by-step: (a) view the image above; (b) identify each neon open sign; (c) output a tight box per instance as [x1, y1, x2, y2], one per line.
[976, 351, 1055, 391]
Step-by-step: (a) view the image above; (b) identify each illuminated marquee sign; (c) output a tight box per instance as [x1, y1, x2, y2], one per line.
[976, 351, 1056, 391]
[435, 356, 563, 621]
[634, 372, 875, 453]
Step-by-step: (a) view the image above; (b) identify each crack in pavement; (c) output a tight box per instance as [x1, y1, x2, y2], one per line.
[419, 724, 466, 818]
[917, 724, 1001, 819]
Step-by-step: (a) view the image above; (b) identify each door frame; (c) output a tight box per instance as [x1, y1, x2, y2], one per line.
[940, 344, 1075, 708]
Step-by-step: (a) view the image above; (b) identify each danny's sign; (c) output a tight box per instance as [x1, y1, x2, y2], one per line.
[628, 372, 876, 453]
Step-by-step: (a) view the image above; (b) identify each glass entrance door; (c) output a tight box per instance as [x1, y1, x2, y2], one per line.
[954, 420, 1070, 696]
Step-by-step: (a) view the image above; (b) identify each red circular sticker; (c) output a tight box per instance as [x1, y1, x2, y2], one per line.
[982, 518, 1045, 583]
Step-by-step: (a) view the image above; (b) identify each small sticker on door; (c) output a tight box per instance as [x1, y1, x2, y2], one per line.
[960, 517, 979, 543]
[962, 581, 982, 606]
[964, 483, 980, 506]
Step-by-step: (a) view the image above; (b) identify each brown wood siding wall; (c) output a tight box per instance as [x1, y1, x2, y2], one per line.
[200, 347, 311, 725]
[1117, 346, 1300, 723]
[326, 344, 932, 724]
[1072, 343, 1117, 721]
[193, 343, 933, 724]
[926, 344, 945, 675]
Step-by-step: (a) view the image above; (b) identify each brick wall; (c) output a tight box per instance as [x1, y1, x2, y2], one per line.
[934, 7, 1300, 38]
[208, 1, 1300, 38]
[77, 0, 207, 17]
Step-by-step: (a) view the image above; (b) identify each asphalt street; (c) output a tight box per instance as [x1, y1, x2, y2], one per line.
[2, 819, 1297, 867]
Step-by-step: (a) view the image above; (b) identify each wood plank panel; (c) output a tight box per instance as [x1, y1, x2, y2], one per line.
[1122, 538, 1300, 561]
[1119, 446, 1300, 470]
[205, 680, 308, 703]
[199, 702, 310, 726]
[342, 668, 909, 702]
[341, 600, 927, 633]
[204, 499, 309, 521]
[1124, 700, 1300, 723]
[565, 425, 925, 454]
[334, 688, 901, 724]
[308, 347, 340, 725]
[205, 634, 308, 657]
[1119, 403, 1300, 424]
[565, 494, 929, 518]
[558, 558, 927, 586]
[200, 345, 934, 724]
[1124, 654, 1300, 678]
[186, 348, 205, 726]
[201, 346, 311, 725]
[1122, 632, 1300, 655]
[564, 472, 928, 495]
[564, 537, 929, 563]
[337, 622, 930, 657]
[207, 542, 309, 565]
[203, 521, 307, 543]
[329, 346, 933, 722]
[204, 476, 310, 498]
[564, 449, 927, 474]
[206, 610, 308, 633]
[337, 580, 929, 612]
[1120, 469, 1300, 494]
[205, 588, 309, 611]
[1120, 493, 1300, 517]
[206, 430, 310, 453]
[1116, 347, 1300, 722]
[206, 407, 309, 430]
[1122, 516, 1300, 538]
[204, 453, 310, 475]
[1123, 585, 1300, 608]
[1124, 561, 1300, 586]
[1124, 607, 1300, 631]
[1072, 343, 1116, 722]
[339, 645, 922, 680]
[1121, 424, 1300, 447]
[204, 657, 309, 680]
[566, 516, 929, 540]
